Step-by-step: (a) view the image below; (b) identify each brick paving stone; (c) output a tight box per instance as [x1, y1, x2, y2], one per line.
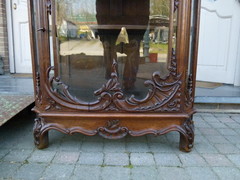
[195, 121, 211, 128]
[78, 152, 103, 165]
[206, 135, 230, 144]
[0, 149, 9, 160]
[193, 115, 204, 122]
[0, 162, 21, 179]
[195, 142, 219, 154]
[83, 135, 105, 142]
[217, 128, 238, 136]
[201, 114, 220, 123]
[227, 122, 240, 129]
[208, 122, 228, 128]
[178, 154, 207, 167]
[52, 151, 80, 164]
[230, 115, 240, 123]
[185, 167, 219, 180]
[3, 149, 33, 162]
[194, 128, 202, 135]
[131, 166, 158, 180]
[202, 154, 233, 166]
[59, 139, 81, 151]
[154, 153, 181, 167]
[101, 166, 130, 180]
[227, 154, 240, 166]
[214, 113, 231, 118]
[28, 150, 56, 163]
[126, 142, 150, 153]
[14, 163, 46, 180]
[225, 135, 240, 144]
[41, 164, 75, 179]
[158, 167, 190, 180]
[130, 153, 155, 166]
[149, 143, 175, 153]
[199, 113, 215, 117]
[103, 142, 126, 153]
[194, 135, 209, 144]
[236, 144, 240, 150]
[104, 152, 129, 166]
[212, 167, 240, 180]
[146, 135, 168, 143]
[71, 165, 101, 180]
[81, 142, 103, 152]
[199, 128, 220, 136]
[166, 133, 180, 143]
[218, 117, 235, 123]
[125, 135, 147, 142]
[214, 144, 239, 154]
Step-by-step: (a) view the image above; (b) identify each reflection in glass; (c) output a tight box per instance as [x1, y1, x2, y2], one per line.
[53, 0, 172, 102]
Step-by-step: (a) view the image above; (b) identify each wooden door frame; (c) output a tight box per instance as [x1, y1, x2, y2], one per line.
[6, 0, 16, 73]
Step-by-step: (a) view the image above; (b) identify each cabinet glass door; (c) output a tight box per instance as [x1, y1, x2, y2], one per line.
[49, 0, 178, 110]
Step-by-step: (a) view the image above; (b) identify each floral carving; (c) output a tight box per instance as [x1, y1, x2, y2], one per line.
[33, 117, 43, 146]
[185, 74, 194, 108]
[174, 0, 180, 12]
[35, 72, 42, 105]
[46, 0, 52, 15]
[45, 97, 61, 111]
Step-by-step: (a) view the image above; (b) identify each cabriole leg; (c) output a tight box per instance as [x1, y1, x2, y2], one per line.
[33, 117, 49, 149]
[179, 119, 194, 152]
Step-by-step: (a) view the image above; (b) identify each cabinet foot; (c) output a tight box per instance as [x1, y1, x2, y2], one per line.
[33, 117, 49, 149]
[179, 119, 194, 152]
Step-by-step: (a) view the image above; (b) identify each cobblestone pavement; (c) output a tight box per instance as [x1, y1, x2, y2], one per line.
[0, 111, 240, 180]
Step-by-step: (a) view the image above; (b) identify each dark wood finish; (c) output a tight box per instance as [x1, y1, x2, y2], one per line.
[28, 0, 201, 152]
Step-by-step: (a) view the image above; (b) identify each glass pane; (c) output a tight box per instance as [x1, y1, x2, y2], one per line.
[53, 0, 172, 103]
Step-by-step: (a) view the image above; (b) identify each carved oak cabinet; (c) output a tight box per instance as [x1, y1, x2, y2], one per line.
[28, 0, 201, 152]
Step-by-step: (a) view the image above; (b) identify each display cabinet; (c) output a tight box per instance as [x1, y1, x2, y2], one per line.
[28, 0, 201, 152]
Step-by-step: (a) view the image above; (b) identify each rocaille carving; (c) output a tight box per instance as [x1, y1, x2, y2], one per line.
[97, 120, 129, 139]
[45, 48, 182, 112]
[94, 59, 124, 100]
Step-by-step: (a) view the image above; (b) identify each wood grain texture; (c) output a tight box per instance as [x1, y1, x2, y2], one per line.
[29, 0, 200, 152]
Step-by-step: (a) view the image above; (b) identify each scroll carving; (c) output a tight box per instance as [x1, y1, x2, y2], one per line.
[97, 120, 129, 139]
[45, 48, 182, 112]
[94, 59, 124, 100]
[181, 119, 194, 150]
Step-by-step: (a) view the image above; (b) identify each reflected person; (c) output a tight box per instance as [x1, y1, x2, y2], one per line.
[96, 0, 149, 90]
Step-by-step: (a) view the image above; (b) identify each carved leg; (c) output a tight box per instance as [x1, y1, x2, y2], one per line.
[33, 117, 49, 149]
[179, 119, 194, 152]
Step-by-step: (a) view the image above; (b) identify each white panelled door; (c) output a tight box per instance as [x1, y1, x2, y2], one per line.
[197, 0, 240, 84]
[12, 0, 32, 73]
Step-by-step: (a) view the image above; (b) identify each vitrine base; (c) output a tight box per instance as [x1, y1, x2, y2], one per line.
[33, 108, 195, 152]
